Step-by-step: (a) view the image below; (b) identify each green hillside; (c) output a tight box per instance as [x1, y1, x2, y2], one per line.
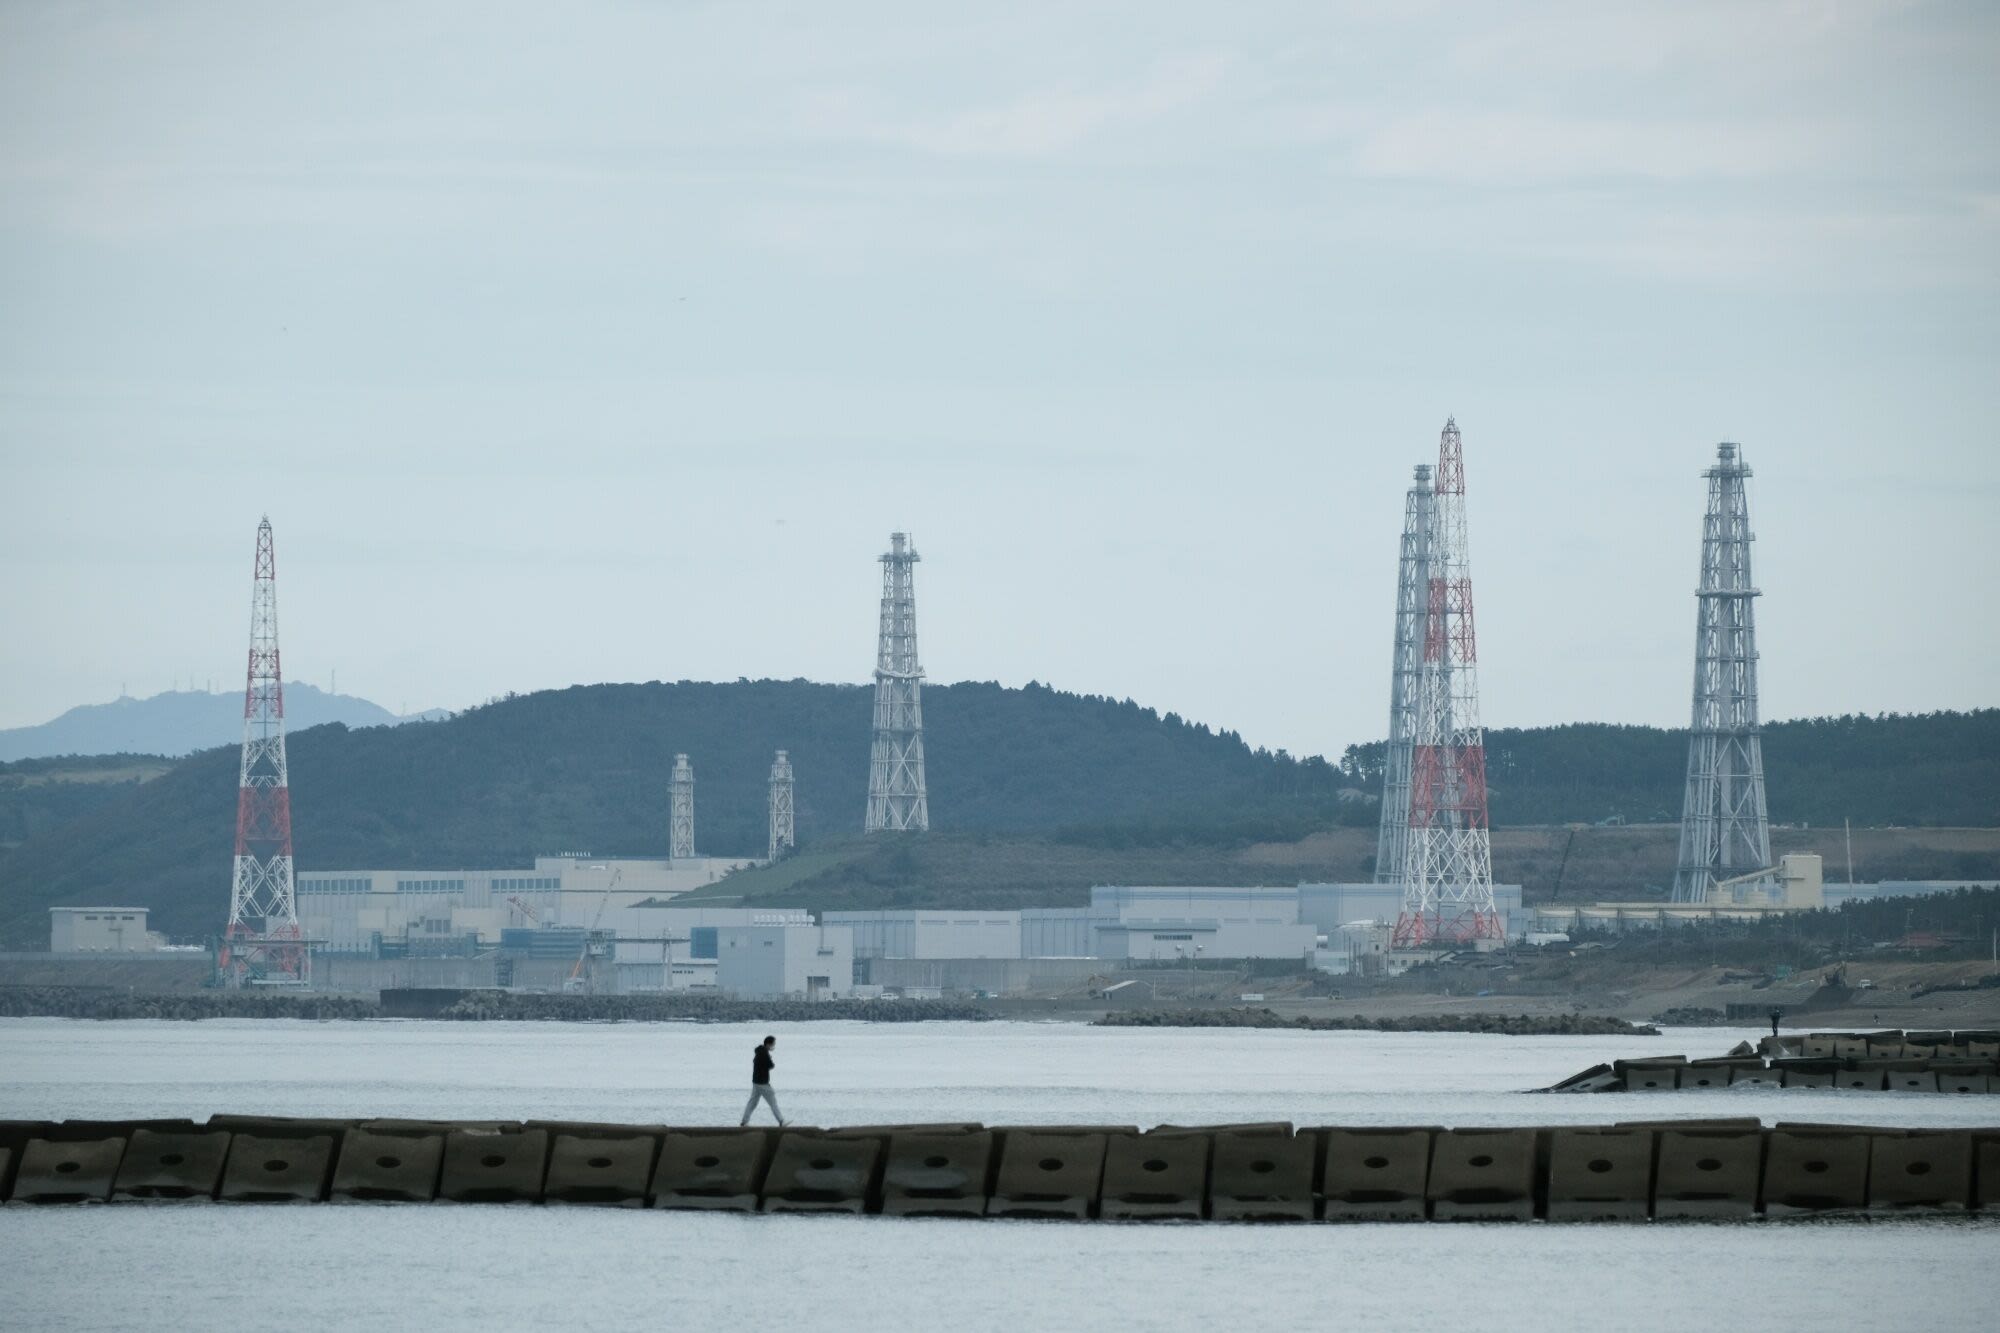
[0, 681, 1993, 947]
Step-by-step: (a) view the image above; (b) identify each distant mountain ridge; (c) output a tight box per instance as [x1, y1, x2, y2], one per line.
[0, 685, 444, 761]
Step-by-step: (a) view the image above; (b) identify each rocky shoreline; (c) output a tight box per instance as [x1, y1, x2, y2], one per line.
[1096, 1008, 1660, 1036]
[0, 987, 376, 1021]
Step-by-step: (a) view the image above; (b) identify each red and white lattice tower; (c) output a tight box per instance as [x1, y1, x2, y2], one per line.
[217, 517, 309, 986]
[1392, 419, 1503, 947]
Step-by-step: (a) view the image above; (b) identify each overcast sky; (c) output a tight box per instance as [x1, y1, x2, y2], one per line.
[1, 1, 1994, 757]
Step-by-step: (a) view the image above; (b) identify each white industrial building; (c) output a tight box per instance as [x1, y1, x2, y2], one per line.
[1298, 882, 1528, 938]
[600, 905, 813, 991]
[294, 853, 756, 954]
[48, 907, 165, 953]
[1085, 886, 1319, 961]
[824, 910, 1024, 960]
[715, 922, 855, 999]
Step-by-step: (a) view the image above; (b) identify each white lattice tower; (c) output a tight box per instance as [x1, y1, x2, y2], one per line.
[219, 516, 308, 986]
[669, 753, 695, 859]
[1394, 420, 1502, 946]
[1375, 463, 1433, 885]
[1672, 443, 1772, 903]
[865, 532, 929, 832]
[769, 749, 796, 860]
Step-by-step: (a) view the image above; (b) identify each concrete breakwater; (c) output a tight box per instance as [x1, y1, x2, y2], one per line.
[4, 1115, 1995, 1219]
[1544, 1028, 2000, 1094]
[1098, 1008, 1658, 1036]
[0, 986, 991, 1024]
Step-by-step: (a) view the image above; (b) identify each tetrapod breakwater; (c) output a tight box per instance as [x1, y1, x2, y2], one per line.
[4, 1114, 1997, 1220]
[1542, 1028, 2000, 1094]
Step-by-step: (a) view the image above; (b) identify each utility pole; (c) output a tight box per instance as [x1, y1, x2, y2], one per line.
[865, 532, 929, 832]
[1672, 444, 1772, 903]
[1393, 420, 1502, 947]
[218, 517, 308, 986]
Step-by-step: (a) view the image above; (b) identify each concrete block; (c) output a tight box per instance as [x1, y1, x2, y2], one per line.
[1832, 1038, 1868, 1059]
[1862, 1031, 1904, 1054]
[879, 1129, 995, 1218]
[1887, 1070, 1939, 1093]
[439, 1128, 548, 1203]
[1938, 1072, 1989, 1095]
[330, 1129, 445, 1202]
[1208, 1128, 1315, 1222]
[1978, 1136, 2000, 1211]
[1321, 1128, 1433, 1221]
[1965, 1041, 2000, 1061]
[1835, 1066, 1886, 1091]
[1099, 1130, 1209, 1221]
[206, 1115, 353, 1142]
[1800, 1034, 1837, 1057]
[1616, 1060, 1684, 1092]
[1546, 1128, 1653, 1221]
[1780, 1067, 1834, 1088]
[11, 1137, 126, 1204]
[113, 1129, 231, 1200]
[360, 1119, 515, 1134]
[651, 1129, 773, 1212]
[544, 1132, 659, 1208]
[1677, 1064, 1735, 1090]
[760, 1131, 883, 1214]
[1544, 1063, 1620, 1093]
[1867, 1131, 1972, 1212]
[1655, 1129, 1763, 1219]
[1426, 1128, 1537, 1221]
[1728, 1065, 1782, 1088]
[219, 1132, 333, 1203]
[988, 1130, 1109, 1220]
[1762, 1128, 1869, 1215]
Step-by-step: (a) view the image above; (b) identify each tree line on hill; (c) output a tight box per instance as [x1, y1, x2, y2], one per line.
[0, 680, 1992, 945]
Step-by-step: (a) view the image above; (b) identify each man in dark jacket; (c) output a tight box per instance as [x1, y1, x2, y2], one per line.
[740, 1034, 786, 1126]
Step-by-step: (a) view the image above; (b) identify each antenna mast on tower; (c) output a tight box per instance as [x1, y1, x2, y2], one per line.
[865, 532, 929, 832]
[1672, 443, 1771, 903]
[669, 754, 695, 859]
[1393, 420, 1502, 947]
[1375, 463, 1434, 886]
[769, 750, 796, 860]
[219, 517, 308, 986]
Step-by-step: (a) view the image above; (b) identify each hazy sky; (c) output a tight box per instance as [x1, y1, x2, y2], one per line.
[2, 1, 1994, 757]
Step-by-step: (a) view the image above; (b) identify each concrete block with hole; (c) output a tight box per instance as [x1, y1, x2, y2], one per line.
[1762, 1128, 1869, 1215]
[1654, 1129, 1763, 1219]
[1866, 1130, 1971, 1211]
[543, 1132, 660, 1207]
[113, 1128, 231, 1200]
[219, 1132, 333, 1203]
[330, 1129, 445, 1202]
[1546, 1128, 1653, 1221]
[879, 1129, 995, 1217]
[438, 1128, 548, 1203]
[988, 1130, 1110, 1219]
[651, 1129, 773, 1211]
[760, 1129, 883, 1213]
[11, 1137, 127, 1204]
[1207, 1128, 1315, 1222]
[1099, 1129, 1209, 1221]
[1320, 1128, 1434, 1221]
[1425, 1128, 1537, 1221]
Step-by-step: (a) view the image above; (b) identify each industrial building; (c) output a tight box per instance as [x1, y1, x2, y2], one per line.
[48, 907, 164, 953]
[294, 853, 756, 956]
[825, 910, 1028, 961]
[715, 922, 855, 999]
[1298, 882, 1527, 938]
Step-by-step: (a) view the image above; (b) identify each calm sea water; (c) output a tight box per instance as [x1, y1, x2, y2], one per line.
[3, 1019, 1994, 1332]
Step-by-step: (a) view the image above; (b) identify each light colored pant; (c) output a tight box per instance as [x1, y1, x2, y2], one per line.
[741, 1084, 784, 1125]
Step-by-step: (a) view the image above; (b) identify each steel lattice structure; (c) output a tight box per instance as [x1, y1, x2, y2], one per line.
[768, 749, 796, 860]
[669, 753, 695, 859]
[865, 532, 929, 832]
[1393, 420, 1502, 947]
[1671, 443, 1772, 903]
[1374, 464, 1433, 886]
[218, 517, 308, 986]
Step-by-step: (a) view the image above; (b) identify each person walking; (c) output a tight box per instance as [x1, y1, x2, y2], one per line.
[740, 1034, 787, 1126]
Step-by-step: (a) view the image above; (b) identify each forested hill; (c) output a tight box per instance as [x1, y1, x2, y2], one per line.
[0, 680, 1993, 945]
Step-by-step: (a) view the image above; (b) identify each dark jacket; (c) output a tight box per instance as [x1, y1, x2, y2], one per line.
[752, 1046, 774, 1085]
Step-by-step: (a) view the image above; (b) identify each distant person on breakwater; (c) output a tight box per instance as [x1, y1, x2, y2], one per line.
[740, 1034, 788, 1126]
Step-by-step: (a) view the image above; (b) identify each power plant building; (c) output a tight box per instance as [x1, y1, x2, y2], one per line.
[715, 922, 855, 1000]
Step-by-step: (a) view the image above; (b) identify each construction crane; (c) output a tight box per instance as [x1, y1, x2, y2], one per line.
[565, 868, 621, 993]
[505, 895, 541, 925]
